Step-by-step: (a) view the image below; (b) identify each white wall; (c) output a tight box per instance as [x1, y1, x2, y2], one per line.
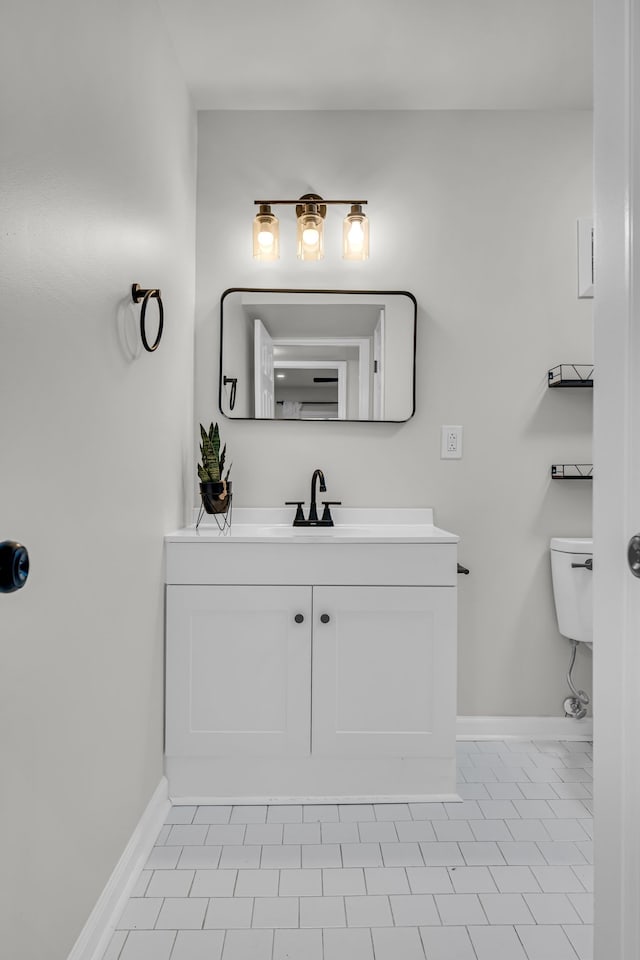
[0, 2, 195, 957]
[196, 110, 593, 718]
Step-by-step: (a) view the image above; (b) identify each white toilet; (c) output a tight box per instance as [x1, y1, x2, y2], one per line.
[550, 537, 593, 717]
[550, 537, 593, 647]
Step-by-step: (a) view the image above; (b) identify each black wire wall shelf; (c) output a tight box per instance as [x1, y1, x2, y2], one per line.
[551, 464, 593, 480]
[548, 364, 594, 388]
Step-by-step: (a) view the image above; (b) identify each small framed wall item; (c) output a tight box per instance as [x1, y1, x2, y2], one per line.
[577, 217, 594, 299]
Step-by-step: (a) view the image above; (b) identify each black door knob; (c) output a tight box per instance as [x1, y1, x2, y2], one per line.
[294, 613, 304, 623]
[0, 541, 29, 593]
[629, 535, 640, 578]
[320, 613, 330, 624]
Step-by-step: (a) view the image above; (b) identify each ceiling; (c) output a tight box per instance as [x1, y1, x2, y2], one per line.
[158, 0, 592, 111]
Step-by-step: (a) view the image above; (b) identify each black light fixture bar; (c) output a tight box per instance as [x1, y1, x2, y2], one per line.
[254, 199, 367, 206]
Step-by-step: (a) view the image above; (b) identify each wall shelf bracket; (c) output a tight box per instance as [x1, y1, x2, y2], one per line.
[548, 364, 594, 388]
[551, 464, 593, 480]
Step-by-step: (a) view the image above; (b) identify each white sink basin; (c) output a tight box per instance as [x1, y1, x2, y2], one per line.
[250, 524, 376, 538]
[238, 523, 448, 541]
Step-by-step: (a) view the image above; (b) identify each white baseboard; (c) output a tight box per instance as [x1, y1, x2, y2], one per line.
[67, 777, 170, 960]
[456, 715, 593, 740]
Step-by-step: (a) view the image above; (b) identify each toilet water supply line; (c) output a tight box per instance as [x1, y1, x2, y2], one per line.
[564, 554, 592, 718]
[566, 639, 590, 709]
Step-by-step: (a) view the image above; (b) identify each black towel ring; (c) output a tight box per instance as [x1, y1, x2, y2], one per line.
[132, 284, 164, 352]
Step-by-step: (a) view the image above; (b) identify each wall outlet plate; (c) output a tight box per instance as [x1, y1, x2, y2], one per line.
[441, 425, 463, 459]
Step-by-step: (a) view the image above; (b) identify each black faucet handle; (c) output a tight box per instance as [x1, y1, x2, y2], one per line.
[285, 501, 306, 525]
[320, 501, 342, 524]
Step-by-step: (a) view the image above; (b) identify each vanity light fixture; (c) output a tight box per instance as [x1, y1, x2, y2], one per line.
[252, 194, 369, 261]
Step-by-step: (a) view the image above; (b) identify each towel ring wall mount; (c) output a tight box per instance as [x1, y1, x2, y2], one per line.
[223, 376, 238, 411]
[132, 283, 164, 352]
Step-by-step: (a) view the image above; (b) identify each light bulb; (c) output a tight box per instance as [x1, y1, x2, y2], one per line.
[297, 204, 324, 260]
[302, 226, 320, 247]
[343, 204, 369, 260]
[252, 205, 279, 260]
[347, 220, 364, 252]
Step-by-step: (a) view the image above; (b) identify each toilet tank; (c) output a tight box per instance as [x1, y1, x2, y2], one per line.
[550, 537, 593, 645]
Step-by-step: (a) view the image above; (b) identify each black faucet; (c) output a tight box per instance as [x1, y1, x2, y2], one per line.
[308, 469, 326, 523]
[285, 468, 341, 526]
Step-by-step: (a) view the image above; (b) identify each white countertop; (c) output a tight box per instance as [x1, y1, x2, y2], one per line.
[166, 508, 459, 544]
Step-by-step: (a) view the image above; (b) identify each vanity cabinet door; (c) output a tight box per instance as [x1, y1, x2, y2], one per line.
[311, 586, 456, 758]
[166, 585, 312, 758]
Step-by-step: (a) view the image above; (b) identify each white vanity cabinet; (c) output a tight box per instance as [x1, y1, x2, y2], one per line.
[166, 585, 312, 758]
[311, 586, 455, 760]
[164, 510, 459, 802]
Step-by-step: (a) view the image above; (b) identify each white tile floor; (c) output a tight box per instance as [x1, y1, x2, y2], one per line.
[104, 740, 593, 959]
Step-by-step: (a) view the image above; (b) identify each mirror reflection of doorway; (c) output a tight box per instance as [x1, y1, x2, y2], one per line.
[274, 361, 347, 419]
[253, 315, 371, 419]
[253, 317, 274, 418]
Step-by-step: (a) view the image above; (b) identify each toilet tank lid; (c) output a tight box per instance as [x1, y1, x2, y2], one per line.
[550, 536, 593, 553]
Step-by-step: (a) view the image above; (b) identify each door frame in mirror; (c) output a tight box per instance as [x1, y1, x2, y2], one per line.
[219, 288, 417, 422]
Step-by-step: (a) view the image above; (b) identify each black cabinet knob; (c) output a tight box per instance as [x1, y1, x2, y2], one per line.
[320, 613, 330, 624]
[294, 613, 304, 624]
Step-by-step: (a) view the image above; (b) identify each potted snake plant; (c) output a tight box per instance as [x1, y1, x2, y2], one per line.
[198, 422, 232, 514]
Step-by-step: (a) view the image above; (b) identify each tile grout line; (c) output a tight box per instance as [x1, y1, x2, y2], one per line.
[164, 930, 178, 960]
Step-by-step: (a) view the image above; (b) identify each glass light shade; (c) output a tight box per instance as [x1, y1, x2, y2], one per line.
[296, 204, 324, 260]
[253, 205, 279, 261]
[343, 204, 369, 260]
